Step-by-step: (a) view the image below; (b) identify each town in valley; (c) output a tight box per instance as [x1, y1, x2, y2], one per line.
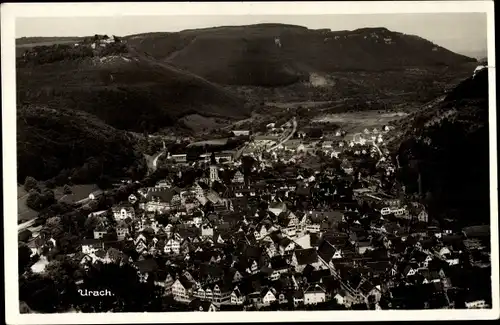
[15, 18, 492, 313]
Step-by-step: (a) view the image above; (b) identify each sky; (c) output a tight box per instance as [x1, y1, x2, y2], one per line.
[16, 13, 488, 58]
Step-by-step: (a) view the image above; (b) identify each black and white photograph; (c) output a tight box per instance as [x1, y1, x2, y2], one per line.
[2, 1, 498, 323]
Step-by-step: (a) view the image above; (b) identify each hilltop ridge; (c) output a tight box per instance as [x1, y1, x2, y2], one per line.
[125, 24, 476, 86]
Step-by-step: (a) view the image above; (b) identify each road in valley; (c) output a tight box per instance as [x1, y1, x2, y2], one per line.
[144, 151, 165, 176]
[266, 117, 297, 152]
[152, 151, 165, 170]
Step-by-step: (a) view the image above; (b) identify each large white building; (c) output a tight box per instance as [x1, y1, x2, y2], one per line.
[112, 205, 135, 221]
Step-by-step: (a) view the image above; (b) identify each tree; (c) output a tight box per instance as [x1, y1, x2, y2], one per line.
[24, 176, 38, 191]
[241, 155, 255, 180]
[87, 199, 100, 211]
[45, 215, 60, 226]
[58, 234, 81, 254]
[44, 179, 56, 189]
[155, 213, 170, 226]
[41, 189, 55, 206]
[26, 188, 55, 211]
[26, 190, 43, 210]
[84, 215, 101, 235]
[86, 157, 102, 179]
[19, 229, 33, 243]
[19, 273, 60, 313]
[19, 243, 33, 275]
[63, 185, 72, 195]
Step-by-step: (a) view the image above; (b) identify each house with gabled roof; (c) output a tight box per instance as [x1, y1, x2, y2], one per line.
[230, 268, 245, 283]
[267, 256, 290, 281]
[402, 263, 419, 278]
[276, 211, 299, 237]
[143, 188, 181, 213]
[261, 287, 277, 306]
[269, 237, 293, 256]
[134, 237, 148, 254]
[292, 289, 304, 307]
[172, 276, 195, 302]
[189, 298, 218, 312]
[268, 202, 287, 216]
[318, 239, 343, 266]
[254, 222, 276, 241]
[112, 204, 135, 221]
[79, 253, 96, 270]
[264, 240, 278, 259]
[232, 171, 245, 184]
[418, 268, 441, 284]
[81, 238, 105, 254]
[134, 258, 159, 283]
[292, 248, 322, 272]
[134, 233, 147, 245]
[304, 284, 327, 305]
[293, 232, 320, 249]
[93, 225, 108, 240]
[212, 280, 234, 305]
[246, 259, 260, 275]
[164, 238, 181, 255]
[194, 284, 213, 302]
[154, 270, 174, 295]
[115, 221, 130, 241]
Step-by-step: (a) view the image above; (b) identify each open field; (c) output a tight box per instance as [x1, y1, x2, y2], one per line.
[179, 114, 229, 132]
[53, 184, 100, 204]
[312, 111, 409, 134]
[265, 100, 336, 109]
[187, 138, 229, 147]
[17, 183, 100, 223]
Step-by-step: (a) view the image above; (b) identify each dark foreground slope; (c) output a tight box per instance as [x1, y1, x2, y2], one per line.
[17, 105, 146, 183]
[17, 42, 248, 133]
[395, 68, 490, 226]
[126, 24, 476, 87]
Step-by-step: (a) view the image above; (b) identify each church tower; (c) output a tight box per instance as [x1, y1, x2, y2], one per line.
[209, 165, 219, 185]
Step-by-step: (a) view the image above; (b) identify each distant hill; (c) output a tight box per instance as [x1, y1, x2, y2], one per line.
[457, 49, 488, 61]
[17, 40, 248, 132]
[395, 68, 489, 226]
[16, 36, 85, 45]
[125, 24, 476, 87]
[16, 37, 86, 57]
[15, 27, 480, 183]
